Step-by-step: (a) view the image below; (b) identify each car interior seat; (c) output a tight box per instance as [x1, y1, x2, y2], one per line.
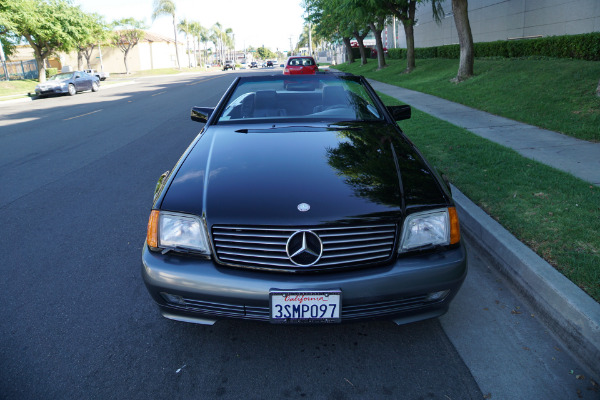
[253, 90, 287, 117]
[313, 86, 349, 113]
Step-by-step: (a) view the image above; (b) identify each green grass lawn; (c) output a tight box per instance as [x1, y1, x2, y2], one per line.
[0, 79, 38, 98]
[337, 58, 600, 142]
[380, 92, 600, 302]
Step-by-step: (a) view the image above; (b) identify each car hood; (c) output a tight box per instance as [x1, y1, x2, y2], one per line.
[160, 122, 448, 226]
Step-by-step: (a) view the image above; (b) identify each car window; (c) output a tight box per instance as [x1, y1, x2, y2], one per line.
[217, 76, 383, 123]
[49, 73, 73, 81]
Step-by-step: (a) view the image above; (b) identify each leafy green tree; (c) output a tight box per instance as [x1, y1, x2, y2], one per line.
[0, 0, 20, 60]
[343, 0, 391, 69]
[3, 0, 91, 82]
[304, 0, 356, 63]
[152, 0, 180, 69]
[75, 13, 109, 70]
[111, 18, 146, 74]
[380, 0, 472, 79]
[257, 46, 276, 60]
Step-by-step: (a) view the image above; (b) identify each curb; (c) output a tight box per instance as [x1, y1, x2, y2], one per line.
[452, 184, 600, 380]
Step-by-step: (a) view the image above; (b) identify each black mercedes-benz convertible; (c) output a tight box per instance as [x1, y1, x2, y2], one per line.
[142, 73, 466, 325]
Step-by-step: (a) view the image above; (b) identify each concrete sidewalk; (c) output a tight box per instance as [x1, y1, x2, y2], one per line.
[368, 79, 600, 186]
[368, 79, 600, 380]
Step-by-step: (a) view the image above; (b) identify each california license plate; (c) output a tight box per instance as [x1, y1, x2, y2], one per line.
[270, 290, 341, 323]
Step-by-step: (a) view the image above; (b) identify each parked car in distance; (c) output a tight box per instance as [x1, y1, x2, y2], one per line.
[142, 73, 467, 326]
[223, 60, 236, 71]
[84, 68, 109, 81]
[266, 60, 273, 67]
[250, 61, 258, 68]
[284, 56, 318, 75]
[35, 71, 100, 97]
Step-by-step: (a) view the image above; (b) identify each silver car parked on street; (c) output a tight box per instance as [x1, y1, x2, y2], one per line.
[35, 71, 100, 98]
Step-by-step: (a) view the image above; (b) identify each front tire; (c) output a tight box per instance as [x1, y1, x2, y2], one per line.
[91, 82, 99, 92]
[68, 84, 76, 96]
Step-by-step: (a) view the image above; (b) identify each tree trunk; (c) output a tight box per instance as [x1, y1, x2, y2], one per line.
[353, 29, 370, 66]
[124, 48, 130, 74]
[342, 37, 355, 63]
[24, 35, 47, 82]
[77, 51, 84, 71]
[596, 79, 600, 97]
[369, 22, 386, 70]
[402, 21, 415, 73]
[172, 15, 181, 69]
[355, 36, 367, 65]
[452, 0, 474, 82]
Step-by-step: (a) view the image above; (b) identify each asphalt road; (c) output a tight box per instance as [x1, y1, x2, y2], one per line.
[0, 70, 594, 400]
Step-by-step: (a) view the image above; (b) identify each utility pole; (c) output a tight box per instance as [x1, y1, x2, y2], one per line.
[289, 36, 293, 55]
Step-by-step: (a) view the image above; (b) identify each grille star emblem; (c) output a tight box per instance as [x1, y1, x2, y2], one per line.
[286, 230, 323, 267]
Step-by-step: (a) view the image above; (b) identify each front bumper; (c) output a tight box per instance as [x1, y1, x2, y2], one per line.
[141, 243, 467, 325]
[35, 86, 67, 95]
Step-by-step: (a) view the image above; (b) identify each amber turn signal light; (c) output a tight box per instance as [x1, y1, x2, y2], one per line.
[449, 207, 461, 245]
[147, 210, 160, 248]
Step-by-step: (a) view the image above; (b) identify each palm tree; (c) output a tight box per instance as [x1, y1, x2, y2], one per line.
[178, 18, 192, 67]
[152, 0, 181, 69]
[211, 23, 233, 64]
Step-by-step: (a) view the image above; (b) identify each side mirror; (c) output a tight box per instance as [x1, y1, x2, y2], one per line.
[191, 106, 214, 123]
[387, 105, 411, 121]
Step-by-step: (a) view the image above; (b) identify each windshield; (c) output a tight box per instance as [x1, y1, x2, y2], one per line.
[217, 75, 384, 123]
[48, 73, 73, 81]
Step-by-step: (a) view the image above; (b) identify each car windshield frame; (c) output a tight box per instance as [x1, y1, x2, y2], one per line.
[214, 74, 387, 125]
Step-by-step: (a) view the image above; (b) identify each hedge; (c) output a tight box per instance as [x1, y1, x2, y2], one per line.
[46, 67, 58, 78]
[386, 32, 600, 61]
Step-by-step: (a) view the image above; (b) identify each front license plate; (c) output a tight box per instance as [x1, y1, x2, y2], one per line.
[270, 290, 341, 323]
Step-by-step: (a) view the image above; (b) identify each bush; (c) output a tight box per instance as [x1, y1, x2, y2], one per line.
[46, 68, 58, 78]
[387, 48, 406, 59]
[474, 40, 509, 58]
[415, 46, 438, 58]
[389, 32, 600, 61]
[436, 44, 460, 59]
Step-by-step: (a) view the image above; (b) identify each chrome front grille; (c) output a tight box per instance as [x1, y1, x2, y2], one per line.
[212, 224, 397, 270]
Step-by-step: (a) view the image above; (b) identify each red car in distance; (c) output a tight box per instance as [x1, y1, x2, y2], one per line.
[283, 56, 318, 75]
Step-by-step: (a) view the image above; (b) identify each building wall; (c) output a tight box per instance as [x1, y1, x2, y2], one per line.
[386, 0, 600, 49]
[11, 33, 185, 76]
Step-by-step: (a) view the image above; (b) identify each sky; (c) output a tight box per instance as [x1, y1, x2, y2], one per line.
[75, 0, 307, 52]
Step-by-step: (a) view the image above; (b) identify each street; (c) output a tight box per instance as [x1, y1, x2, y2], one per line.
[0, 70, 594, 399]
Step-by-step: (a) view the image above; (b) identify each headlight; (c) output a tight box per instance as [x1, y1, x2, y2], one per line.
[146, 210, 210, 254]
[399, 207, 460, 252]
